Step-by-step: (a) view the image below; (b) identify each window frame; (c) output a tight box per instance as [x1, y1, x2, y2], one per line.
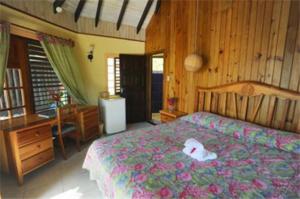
[0, 34, 70, 121]
[1, 35, 34, 120]
[106, 54, 121, 96]
[0, 68, 26, 119]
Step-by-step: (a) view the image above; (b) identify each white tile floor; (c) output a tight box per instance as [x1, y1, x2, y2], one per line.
[0, 122, 153, 199]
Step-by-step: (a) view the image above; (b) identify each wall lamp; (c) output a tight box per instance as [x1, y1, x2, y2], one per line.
[88, 44, 95, 62]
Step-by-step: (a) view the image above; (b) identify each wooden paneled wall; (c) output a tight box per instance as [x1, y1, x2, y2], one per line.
[146, 0, 300, 131]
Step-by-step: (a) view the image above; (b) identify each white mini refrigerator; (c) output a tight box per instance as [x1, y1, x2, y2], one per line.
[99, 97, 126, 134]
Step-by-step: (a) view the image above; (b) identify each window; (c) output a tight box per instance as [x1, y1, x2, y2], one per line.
[0, 69, 26, 120]
[0, 35, 69, 120]
[152, 57, 164, 73]
[107, 57, 120, 95]
[27, 40, 68, 113]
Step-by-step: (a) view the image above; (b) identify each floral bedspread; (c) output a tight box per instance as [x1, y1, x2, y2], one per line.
[83, 112, 300, 199]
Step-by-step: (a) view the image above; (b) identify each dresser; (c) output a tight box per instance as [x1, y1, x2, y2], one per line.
[0, 115, 55, 185]
[160, 109, 188, 123]
[78, 106, 101, 141]
[0, 105, 101, 185]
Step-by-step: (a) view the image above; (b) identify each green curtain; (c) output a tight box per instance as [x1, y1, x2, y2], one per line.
[0, 22, 10, 96]
[37, 33, 87, 104]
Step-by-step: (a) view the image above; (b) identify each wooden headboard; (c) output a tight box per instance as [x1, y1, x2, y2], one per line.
[194, 81, 300, 133]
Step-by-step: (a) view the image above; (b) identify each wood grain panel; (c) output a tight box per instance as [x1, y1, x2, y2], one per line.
[145, 0, 300, 132]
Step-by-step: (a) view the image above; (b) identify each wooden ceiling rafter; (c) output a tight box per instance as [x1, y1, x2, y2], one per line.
[95, 0, 103, 27]
[53, 0, 65, 14]
[136, 0, 153, 34]
[117, 0, 129, 30]
[75, 0, 87, 22]
[155, 0, 161, 14]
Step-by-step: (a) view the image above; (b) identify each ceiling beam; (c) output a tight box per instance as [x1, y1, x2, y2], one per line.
[155, 0, 161, 14]
[53, 0, 65, 14]
[95, 0, 103, 27]
[75, 0, 86, 22]
[117, 0, 129, 30]
[136, 0, 153, 34]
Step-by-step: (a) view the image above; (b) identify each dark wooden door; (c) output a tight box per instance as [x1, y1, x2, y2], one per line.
[119, 54, 147, 123]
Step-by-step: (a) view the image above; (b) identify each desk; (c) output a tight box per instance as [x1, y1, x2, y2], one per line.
[0, 105, 101, 185]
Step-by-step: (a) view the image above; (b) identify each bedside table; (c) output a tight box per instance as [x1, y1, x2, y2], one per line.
[160, 109, 188, 123]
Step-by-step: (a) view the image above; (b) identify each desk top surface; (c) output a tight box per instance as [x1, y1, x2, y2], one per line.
[0, 105, 97, 133]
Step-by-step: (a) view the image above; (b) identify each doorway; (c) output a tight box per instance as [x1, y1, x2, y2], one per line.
[150, 53, 164, 124]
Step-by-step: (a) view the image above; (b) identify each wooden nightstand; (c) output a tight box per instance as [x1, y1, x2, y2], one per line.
[160, 109, 188, 123]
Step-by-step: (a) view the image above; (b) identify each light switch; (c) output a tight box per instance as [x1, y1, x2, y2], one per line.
[166, 75, 170, 82]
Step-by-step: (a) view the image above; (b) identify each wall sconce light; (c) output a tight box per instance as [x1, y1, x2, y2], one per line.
[88, 44, 95, 62]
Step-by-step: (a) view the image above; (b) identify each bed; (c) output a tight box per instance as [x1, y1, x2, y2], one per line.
[83, 81, 300, 198]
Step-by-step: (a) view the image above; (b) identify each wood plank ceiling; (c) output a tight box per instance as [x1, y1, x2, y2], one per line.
[52, 0, 160, 33]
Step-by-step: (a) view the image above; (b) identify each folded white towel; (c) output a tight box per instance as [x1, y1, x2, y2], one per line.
[183, 138, 217, 161]
[184, 138, 204, 151]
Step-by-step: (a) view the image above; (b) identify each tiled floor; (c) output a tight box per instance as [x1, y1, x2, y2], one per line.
[0, 122, 153, 199]
[127, 122, 153, 130]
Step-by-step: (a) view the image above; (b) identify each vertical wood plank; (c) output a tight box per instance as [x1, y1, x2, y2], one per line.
[250, 0, 266, 81]
[280, 0, 299, 89]
[232, 93, 238, 119]
[250, 95, 264, 122]
[279, 99, 290, 129]
[272, 0, 290, 86]
[231, 0, 245, 83]
[240, 96, 249, 120]
[227, 0, 239, 83]
[220, 93, 227, 116]
[237, 0, 251, 82]
[221, 2, 233, 85]
[243, 0, 258, 80]
[264, 0, 282, 84]
[205, 92, 212, 112]
[198, 92, 205, 112]
[267, 96, 277, 126]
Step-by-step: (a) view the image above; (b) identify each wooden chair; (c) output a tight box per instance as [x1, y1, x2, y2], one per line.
[52, 104, 81, 160]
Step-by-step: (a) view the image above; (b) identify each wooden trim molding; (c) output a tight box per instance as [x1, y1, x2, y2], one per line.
[10, 24, 38, 40]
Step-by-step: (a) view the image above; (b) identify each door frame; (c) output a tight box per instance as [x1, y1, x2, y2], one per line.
[146, 50, 166, 121]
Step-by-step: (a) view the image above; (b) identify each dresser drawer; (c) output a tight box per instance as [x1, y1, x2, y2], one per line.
[83, 116, 99, 129]
[21, 148, 54, 174]
[83, 108, 98, 118]
[84, 126, 99, 140]
[19, 138, 53, 161]
[17, 125, 52, 147]
[79, 107, 100, 142]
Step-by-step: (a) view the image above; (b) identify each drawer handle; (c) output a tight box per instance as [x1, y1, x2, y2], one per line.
[35, 132, 40, 137]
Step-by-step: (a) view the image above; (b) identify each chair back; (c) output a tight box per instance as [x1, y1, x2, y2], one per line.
[56, 104, 78, 133]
